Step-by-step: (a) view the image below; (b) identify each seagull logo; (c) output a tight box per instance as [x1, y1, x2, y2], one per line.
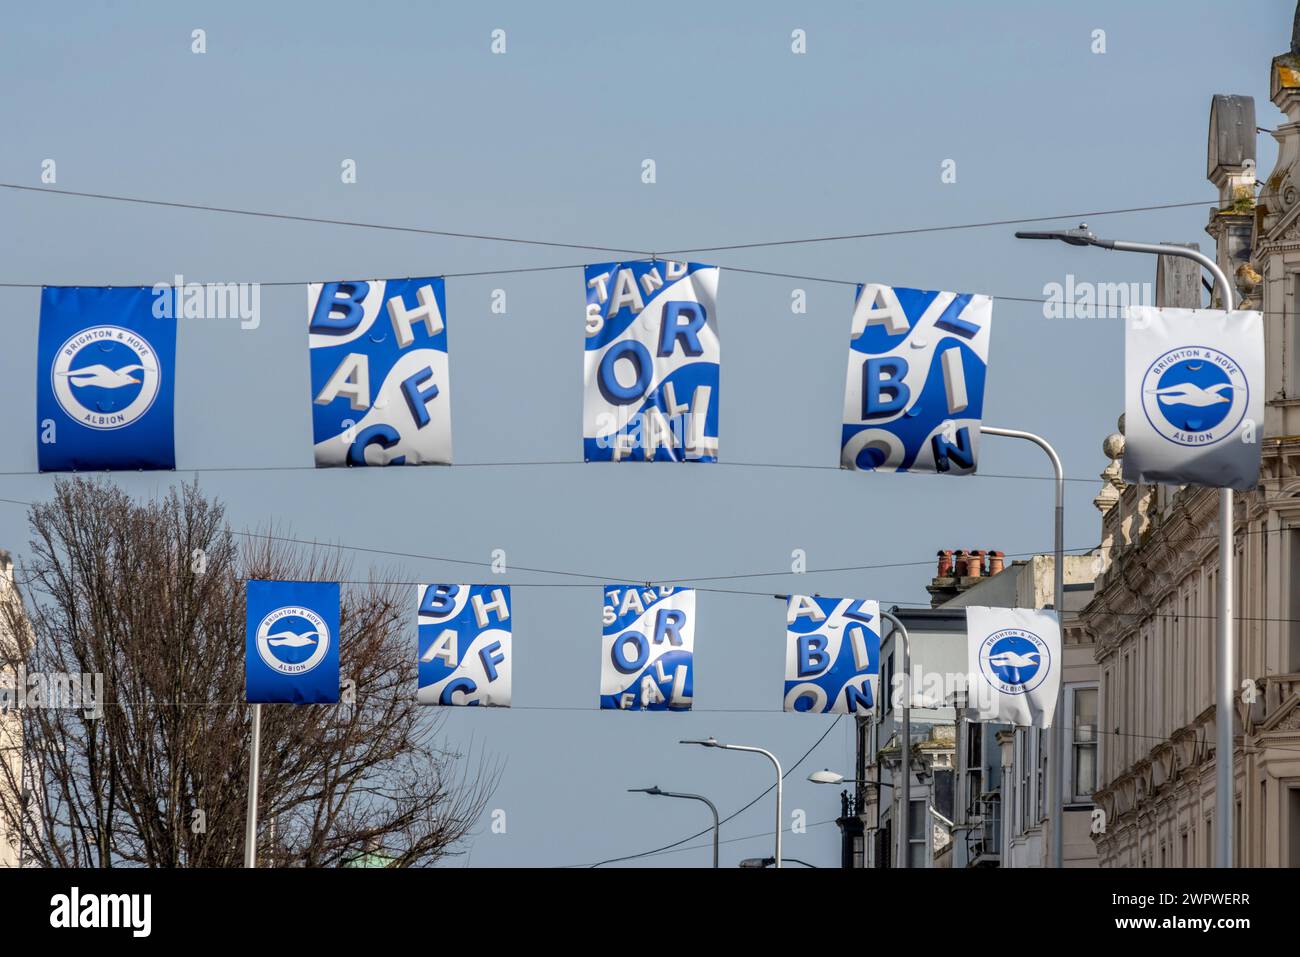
[1146, 381, 1233, 407]
[256, 606, 331, 676]
[264, 630, 319, 648]
[986, 649, 1041, 684]
[58, 363, 145, 389]
[1139, 348, 1250, 447]
[979, 629, 1051, 695]
[49, 326, 162, 430]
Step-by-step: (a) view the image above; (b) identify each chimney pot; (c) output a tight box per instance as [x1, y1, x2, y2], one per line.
[967, 550, 986, 578]
[988, 550, 1005, 575]
[936, 549, 954, 577]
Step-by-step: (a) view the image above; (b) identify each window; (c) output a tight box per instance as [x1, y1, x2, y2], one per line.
[1289, 530, 1300, 672]
[908, 799, 926, 868]
[1289, 788, 1300, 868]
[1066, 683, 1099, 803]
[883, 651, 895, 715]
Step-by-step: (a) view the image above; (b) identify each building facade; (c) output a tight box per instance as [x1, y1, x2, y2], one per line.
[942, 554, 1099, 868]
[0, 551, 20, 867]
[1084, 7, 1300, 868]
[836, 549, 1099, 868]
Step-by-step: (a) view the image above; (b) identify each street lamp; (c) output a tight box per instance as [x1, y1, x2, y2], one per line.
[740, 856, 817, 868]
[1016, 224, 1238, 869]
[808, 769, 850, 785]
[807, 769, 891, 787]
[681, 737, 783, 868]
[628, 786, 720, 868]
[979, 424, 1065, 869]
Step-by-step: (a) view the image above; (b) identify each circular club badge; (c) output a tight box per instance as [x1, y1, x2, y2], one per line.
[51, 326, 161, 430]
[977, 628, 1051, 697]
[255, 605, 331, 676]
[1140, 346, 1249, 448]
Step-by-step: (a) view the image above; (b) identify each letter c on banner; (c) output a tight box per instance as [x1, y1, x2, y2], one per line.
[349, 424, 405, 465]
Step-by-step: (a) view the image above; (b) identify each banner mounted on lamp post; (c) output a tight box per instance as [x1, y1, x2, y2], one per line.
[416, 584, 512, 707]
[841, 284, 992, 474]
[245, 580, 341, 704]
[37, 286, 177, 471]
[583, 261, 720, 462]
[966, 606, 1060, 728]
[784, 595, 880, 715]
[1123, 306, 1263, 490]
[600, 585, 695, 711]
[309, 277, 452, 467]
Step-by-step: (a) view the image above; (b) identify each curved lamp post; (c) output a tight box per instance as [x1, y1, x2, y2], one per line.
[681, 737, 783, 868]
[978, 424, 1066, 868]
[1016, 224, 1237, 869]
[628, 785, 720, 868]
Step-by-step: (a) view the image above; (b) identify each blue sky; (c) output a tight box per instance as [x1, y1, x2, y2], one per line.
[0, 0, 1290, 867]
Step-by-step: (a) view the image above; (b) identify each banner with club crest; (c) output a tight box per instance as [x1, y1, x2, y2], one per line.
[583, 261, 720, 462]
[416, 584, 512, 707]
[245, 580, 341, 704]
[600, 585, 695, 711]
[37, 286, 177, 471]
[308, 277, 452, 467]
[841, 284, 992, 474]
[1123, 306, 1263, 490]
[784, 595, 880, 714]
[966, 606, 1060, 728]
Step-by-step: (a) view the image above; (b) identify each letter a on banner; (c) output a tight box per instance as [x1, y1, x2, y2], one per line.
[245, 580, 341, 704]
[966, 606, 1060, 728]
[416, 584, 512, 707]
[600, 585, 695, 711]
[308, 278, 452, 466]
[37, 286, 177, 470]
[841, 284, 992, 473]
[784, 595, 880, 714]
[583, 261, 720, 462]
[1123, 305, 1263, 490]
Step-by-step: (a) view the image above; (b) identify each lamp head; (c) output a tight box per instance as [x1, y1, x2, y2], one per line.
[808, 769, 845, 785]
[1014, 223, 1100, 247]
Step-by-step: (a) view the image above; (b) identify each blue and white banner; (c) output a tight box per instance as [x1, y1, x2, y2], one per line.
[309, 278, 452, 467]
[600, 585, 694, 711]
[583, 261, 720, 462]
[245, 580, 340, 704]
[37, 286, 176, 471]
[841, 284, 992, 474]
[966, 606, 1060, 728]
[784, 595, 880, 714]
[416, 585, 512, 707]
[1123, 306, 1263, 490]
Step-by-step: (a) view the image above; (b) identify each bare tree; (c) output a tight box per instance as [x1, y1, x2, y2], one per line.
[0, 477, 498, 867]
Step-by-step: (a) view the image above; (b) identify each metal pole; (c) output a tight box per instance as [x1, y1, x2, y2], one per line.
[1016, 227, 1240, 866]
[244, 703, 262, 869]
[881, 610, 911, 869]
[980, 425, 1065, 867]
[720, 745, 783, 867]
[1107, 240, 1236, 869]
[1077, 237, 1236, 868]
[631, 788, 720, 867]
